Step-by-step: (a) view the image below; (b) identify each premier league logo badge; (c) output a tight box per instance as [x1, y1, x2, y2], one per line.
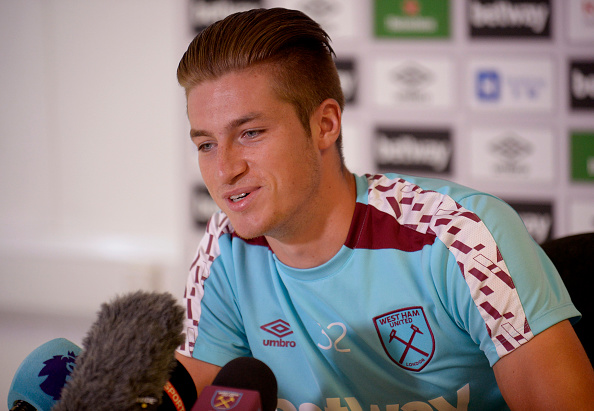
[373, 306, 435, 371]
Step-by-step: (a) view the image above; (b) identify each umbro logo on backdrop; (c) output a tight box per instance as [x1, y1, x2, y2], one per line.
[261, 319, 297, 348]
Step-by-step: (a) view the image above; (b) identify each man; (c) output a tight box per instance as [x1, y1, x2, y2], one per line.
[175, 7, 594, 410]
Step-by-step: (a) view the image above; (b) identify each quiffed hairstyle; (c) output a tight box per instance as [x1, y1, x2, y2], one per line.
[177, 8, 345, 164]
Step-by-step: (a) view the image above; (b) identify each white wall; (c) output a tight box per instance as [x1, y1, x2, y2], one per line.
[0, 0, 192, 404]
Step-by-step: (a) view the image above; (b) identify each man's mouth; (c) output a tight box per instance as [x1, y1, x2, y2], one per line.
[229, 193, 249, 202]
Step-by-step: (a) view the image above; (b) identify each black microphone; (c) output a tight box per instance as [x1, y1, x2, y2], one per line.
[7, 338, 82, 411]
[192, 357, 278, 411]
[52, 290, 190, 411]
[159, 359, 198, 410]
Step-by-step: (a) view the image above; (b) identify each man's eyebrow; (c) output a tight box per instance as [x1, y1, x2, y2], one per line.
[190, 128, 211, 139]
[228, 112, 262, 130]
[190, 112, 263, 139]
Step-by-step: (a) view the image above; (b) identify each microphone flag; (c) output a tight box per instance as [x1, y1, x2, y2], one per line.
[7, 338, 82, 411]
[192, 386, 262, 411]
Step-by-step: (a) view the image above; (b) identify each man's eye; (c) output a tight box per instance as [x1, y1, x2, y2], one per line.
[244, 130, 261, 139]
[198, 142, 214, 152]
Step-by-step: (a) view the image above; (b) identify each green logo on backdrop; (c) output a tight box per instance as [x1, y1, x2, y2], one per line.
[374, 0, 450, 38]
[571, 132, 594, 182]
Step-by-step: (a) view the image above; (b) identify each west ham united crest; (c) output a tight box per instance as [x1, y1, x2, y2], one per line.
[374, 306, 435, 371]
[211, 390, 243, 410]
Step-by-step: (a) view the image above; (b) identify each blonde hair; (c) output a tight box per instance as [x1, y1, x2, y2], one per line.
[177, 8, 345, 164]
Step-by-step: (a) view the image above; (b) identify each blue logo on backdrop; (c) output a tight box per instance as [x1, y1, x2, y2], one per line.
[508, 76, 546, 100]
[477, 70, 501, 101]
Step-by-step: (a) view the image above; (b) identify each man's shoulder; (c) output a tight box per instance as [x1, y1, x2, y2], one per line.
[363, 173, 485, 202]
[361, 173, 514, 217]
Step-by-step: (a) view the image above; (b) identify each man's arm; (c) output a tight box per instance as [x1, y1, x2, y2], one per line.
[493, 319, 594, 410]
[176, 351, 222, 396]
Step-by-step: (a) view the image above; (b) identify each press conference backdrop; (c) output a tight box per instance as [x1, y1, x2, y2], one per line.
[186, 0, 594, 247]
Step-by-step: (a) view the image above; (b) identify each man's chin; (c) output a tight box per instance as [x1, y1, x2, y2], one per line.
[228, 219, 266, 241]
[234, 230, 258, 240]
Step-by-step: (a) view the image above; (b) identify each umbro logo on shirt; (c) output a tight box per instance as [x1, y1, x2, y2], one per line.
[261, 319, 297, 348]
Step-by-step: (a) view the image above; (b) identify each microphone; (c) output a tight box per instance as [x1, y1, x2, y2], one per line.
[159, 359, 198, 410]
[7, 338, 82, 411]
[52, 290, 189, 411]
[192, 357, 278, 411]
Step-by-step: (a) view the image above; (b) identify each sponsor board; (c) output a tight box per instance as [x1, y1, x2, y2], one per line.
[191, 184, 219, 228]
[469, 127, 554, 183]
[374, 0, 450, 38]
[505, 200, 554, 244]
[335, 58, 358, 105]
[375, 127, 453, 175]
[570, 131, 594, 182]
[189, 0, 262, 32]
[374, 58, 453, 109]
[468, 0, 552, 38]
[568, 0, 594, 42]
[270, 0, 356, 38]
[570, 201, 594, 234]
[469, 57, 553, 111]
[341, 123, 370, 177]
[570, 60, 594, 110]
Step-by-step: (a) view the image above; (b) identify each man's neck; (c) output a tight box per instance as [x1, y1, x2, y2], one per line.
[266, 169, 357, 269]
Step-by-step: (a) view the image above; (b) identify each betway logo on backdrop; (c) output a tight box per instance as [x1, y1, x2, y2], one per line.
[468, 57, 553, 111]
[570, 60, 594, 110]
[505, 201, 554, 244]
[375, 128, 452, 175]
[469, 127, 554, 183]
[468, 0, 552, 37]
[374, 58, 453, 109]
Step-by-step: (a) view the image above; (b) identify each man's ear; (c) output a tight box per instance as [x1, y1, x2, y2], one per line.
[311, 98, 342, 150]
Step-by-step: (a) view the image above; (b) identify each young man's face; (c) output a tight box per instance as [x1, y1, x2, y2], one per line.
[187, 67, 323, 241]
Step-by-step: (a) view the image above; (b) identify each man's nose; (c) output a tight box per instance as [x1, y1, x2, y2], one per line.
[216, 142, 247, 184]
